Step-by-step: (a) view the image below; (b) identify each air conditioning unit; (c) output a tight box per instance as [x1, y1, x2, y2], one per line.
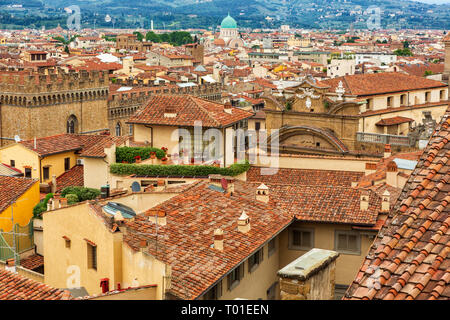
[77, 159, 84, 165]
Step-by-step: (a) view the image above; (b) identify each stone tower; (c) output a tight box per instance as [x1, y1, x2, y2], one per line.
[0, 68, 109, 146]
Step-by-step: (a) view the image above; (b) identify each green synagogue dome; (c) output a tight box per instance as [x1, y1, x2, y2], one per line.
[221, 14, 238, 29]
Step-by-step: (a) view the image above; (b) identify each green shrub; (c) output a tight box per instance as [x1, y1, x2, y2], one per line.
[65, 193, 79, 205]
[110, 161, 250, 177]
[60, 186, 100, 202]
[116, 147, 166, 163]
[32, 193, 54, 218]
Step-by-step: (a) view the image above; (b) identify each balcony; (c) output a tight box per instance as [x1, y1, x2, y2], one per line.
[356, 132, 415, 147]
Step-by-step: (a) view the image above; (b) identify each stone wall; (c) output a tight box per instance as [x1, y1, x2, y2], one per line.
[278, 248, 339, 300]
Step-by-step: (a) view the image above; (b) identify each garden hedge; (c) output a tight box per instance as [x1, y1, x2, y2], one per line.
[60, 186, 100, 202]
[110, 161, 250, 177]
[116, 146, 166, 163]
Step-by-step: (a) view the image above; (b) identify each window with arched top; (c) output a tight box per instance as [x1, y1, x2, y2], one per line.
[67, 115, 78, 134]
[115, 122, 122, 136]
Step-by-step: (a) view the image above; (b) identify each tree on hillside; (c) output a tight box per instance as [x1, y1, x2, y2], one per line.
[145, 31, 160, 43]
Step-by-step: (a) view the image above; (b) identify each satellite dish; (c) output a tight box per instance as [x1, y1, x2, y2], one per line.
[14, 135, 21, 143]
[131, 181, 141, 192]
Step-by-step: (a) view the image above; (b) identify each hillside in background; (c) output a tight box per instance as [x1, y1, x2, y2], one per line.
[0, 0, 449, 30]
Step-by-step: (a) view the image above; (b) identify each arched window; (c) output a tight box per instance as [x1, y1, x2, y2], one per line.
[67, 115, 78, 134]
[115, 122, 121, 136]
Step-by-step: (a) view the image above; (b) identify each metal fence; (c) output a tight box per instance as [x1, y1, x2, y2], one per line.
[0, 221, 34, 264]
[356, 132, 414, 147]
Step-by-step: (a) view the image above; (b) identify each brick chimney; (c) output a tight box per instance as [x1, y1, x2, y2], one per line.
[5, 258, 16, 273]
[255, 183, 269, 203]
[278, 248, 339, 300]
[60, 198, 68, 207]
[360, 190, 369, 211]
[381, 190, 390, 212]
[237, 211, 250, 233]
[214, 228, 224, 251]
[384, 144, 392, 158]
[146, 209, 167, 226]
[386, 161, 398, 187]
[365, 162, 377, 176]
[224, 102, 233, 114]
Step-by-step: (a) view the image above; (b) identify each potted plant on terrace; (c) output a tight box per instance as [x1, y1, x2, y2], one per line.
[161, 157, 168, 164]
[134, 155, 142, 163]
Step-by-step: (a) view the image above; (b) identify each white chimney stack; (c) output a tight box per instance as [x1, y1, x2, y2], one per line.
[386, 161, 398, 187]
[256, 183, 269, 203]
[238, 211, 250, 233]
[214, 228, 224, 251]
[381, 190, 390, 212]
[360, 190, 369, 211]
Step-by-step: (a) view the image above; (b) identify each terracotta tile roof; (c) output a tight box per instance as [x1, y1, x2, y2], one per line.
[247, 166, 363, 187]
[397, 63, 444, 77]
[242, 171, 381, 226]
[53, 165, 84, 193]
[375, 116, 414, 127]
[0, 268, 72, 300]
[122, 180, 293, 300]
[0, 176, 37, 213]
[20, 254, 44, 271]
[360, 100, 450, 117]
[19, 134, 127, 158]
[79, 135, 129, 158]
[127, 95, 254, 128]
[357, 152, 423, 188]
[322, 72, 447, 96]
[345, 107, 450, 300]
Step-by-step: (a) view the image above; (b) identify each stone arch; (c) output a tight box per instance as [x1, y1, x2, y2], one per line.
[67, 115, 79, 134]
[115, 122, 122, 136]
[327, 101, 361, 116]
[268, 125, 349, 154]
